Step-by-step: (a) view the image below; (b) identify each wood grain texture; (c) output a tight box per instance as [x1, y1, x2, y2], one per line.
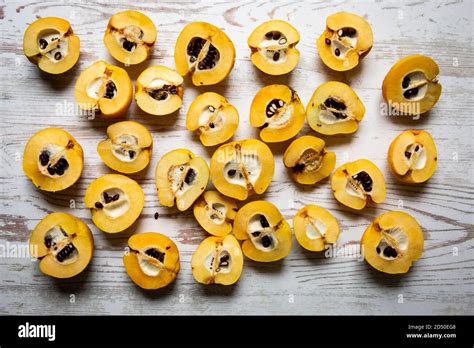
[0, 0, 473, 315]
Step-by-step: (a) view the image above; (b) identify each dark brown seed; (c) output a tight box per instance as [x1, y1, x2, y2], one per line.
[273, 52, 280, 61]
[376, 247, 381, 254]
[227, 169, 236, 177]
[54, 52, 62, 60]
[251, 231, 261, 237]
[122, 39, 136, 52]
[334, 48, 340, 56]
[154, 212, 159, 220]
[324, 97, 346, 110]
[39, 38, 48, 49]
[415, 145, 420, 152]
[145, 248, 165, 263]
[95, 202, 103, 209]
[405, 151, 411, 159]
[209, 122, 215, 129]
[402, 76, 410, 89]
[112, 194, 119, 201]
[44, 235, 52, 248]
[260, 215, 270, 228]
[265, 32, 273, 39]
[325, 38, 331, 45]
[293, 163, 305, 172]
[273, 32, 281, 40]
[129, 150, 135, 159]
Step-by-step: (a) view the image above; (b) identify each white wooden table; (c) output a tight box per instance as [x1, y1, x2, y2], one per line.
[0, 0, 473, 315]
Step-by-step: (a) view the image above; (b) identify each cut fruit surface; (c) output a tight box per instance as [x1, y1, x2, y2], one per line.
[23, 17, 80, 74]
[283, 135, 336, 185]
[135, 65, 184, 116]
[23, 127, 83, 192]
[388, 130, 437, 183]
[123, 232, 180, 289]
[104, 10, 157, 65]
[75, 60, 133, 118]
[382, 55, 442, 115]
[361, 211, 423, 274]
[97, 121, 153, 174]
[191, 234, 243, 285]
[317, 12, 373, 71]
[193, 190, 238, 237]
[186, 92, 239, 147]
[174, 22, 235, 86]
[233, 200, 292, 262]
[248, 20, 300, 75]
[30, 212, 94, 278]
[210, 139, 274, 201]
[155, 149, 209, 211]
[293, 205, 340, 252]
[332, 159, 386, 210]
[250, 84, 305, 142]
[306, 81, 365, 135]
[84, 174, 144, 233]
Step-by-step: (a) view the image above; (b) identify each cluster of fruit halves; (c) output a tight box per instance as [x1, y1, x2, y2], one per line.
[23, 10, 441, 288]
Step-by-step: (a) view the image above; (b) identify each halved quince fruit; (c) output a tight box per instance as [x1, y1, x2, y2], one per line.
[361, 211, 423, 274]
[84, 174, 144, 233]
[30, 212, 93, 278]
[250, 84, 305, 142]
[317, 12, 373, 71]
[174, 22, 235, 86]
[293, 205, 339, 252]
[123, 232, 180, 289]
[248, 20, 300, 75]
[332, 159, 386, 210]
[104, 10, 157, 65]
[210, 139, 274, 201]
[156, 149, 209, 211]
[23, 17, 80, 74]
[306, 81, 365, 135]
[186, 92, 239, 147]
[23, 128, 83, 192]
[234, 201, 292, 262]
[191, 234, 243, 285]
[97, 121, 153, 174]
[388, 130, 437, 184]
[382, 55, 442, 115]
[74, 60, 132, 118]
[193, 190, 238, 237]
[135, 66, 184, 116]
[283, 135, 336, 185]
